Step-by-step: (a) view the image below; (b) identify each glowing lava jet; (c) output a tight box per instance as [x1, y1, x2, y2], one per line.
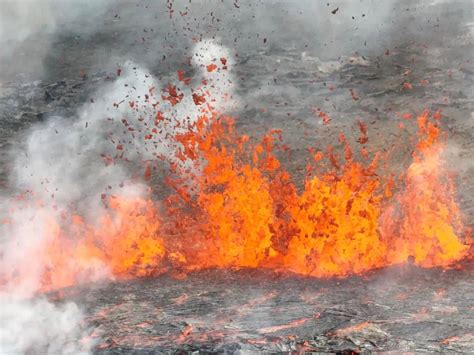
[1, 67, 471, 294]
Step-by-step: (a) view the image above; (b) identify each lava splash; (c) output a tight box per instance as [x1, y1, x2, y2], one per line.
[1, 69, 471, 294]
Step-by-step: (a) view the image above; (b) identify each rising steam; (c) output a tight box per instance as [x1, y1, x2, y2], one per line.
[0, 39, 236, 354]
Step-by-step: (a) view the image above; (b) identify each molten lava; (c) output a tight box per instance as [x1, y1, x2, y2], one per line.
[41, 196, 165, 291]
[165, 109, 470, 278]
[381, 113, 469, 266]
[1, 72, 471, 293]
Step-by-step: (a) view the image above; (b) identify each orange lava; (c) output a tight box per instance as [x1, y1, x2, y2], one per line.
[1, 76, 471, 293]
[381, 113, 469, 266]
[333, 321, 372, 337]
[257, 317, 313, 334]
[40, 196, 165, 291]
[164, 109, 470, 278]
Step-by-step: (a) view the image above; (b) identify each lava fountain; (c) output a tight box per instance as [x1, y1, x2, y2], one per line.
[1, 66, 470, 294]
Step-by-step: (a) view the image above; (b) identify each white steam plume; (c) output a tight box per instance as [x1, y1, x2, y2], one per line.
[0, 39, 236, 354]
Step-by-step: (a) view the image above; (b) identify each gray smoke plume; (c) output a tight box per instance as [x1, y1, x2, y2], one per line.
[1, 0, 408, 83]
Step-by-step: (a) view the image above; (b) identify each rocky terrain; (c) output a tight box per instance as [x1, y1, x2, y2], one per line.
[64, 262, 473, 353]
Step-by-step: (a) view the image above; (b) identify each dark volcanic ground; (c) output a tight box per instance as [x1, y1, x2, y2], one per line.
[65, 262, 474, 353]
[1, 0, 473, 353]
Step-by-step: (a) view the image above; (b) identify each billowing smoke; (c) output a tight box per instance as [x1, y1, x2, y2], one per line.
[0, 38, 236, 354]
[0, 296, 91, 355]
[2, 0, 467, 84]
[1, 0, 409, 83]
[0, 0, 116, 82]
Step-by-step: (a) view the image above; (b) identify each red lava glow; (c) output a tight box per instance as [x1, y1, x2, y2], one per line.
[258, 318, 313, 334]
[1, 68, 471, 293]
